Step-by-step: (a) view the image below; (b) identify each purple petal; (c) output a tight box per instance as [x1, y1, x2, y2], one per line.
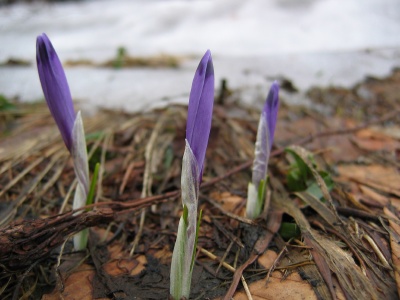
[186, 50, 214, 178]
[36, 33, 76, 151]
[263, 81, 280, 145]
[251, 82, 280, 187]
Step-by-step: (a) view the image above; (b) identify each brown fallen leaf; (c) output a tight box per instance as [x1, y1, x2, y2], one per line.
[359, 185, 400, 211]
[211, 191, 245, 214]
[42, 263, 107, 300]
[337, 164, 400, 197]
[358, 125, 400, 141]
[257, 250, 278, 269]
[103, 249, 147, 277]
[232, 272, 318, 300]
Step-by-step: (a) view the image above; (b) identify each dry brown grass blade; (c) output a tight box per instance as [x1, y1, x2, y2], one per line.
[199, 247, 253, 300]
[96, 131, 113, 203]
[383, 208, 400, 297]
[0, 130, 53, 163]
[130, 113, 170, 255]
[203, 195, 254, 225]
[295, 191, 337, 225]
[59, 179, 77, 214]
[0, 150, 67, 227]
[303, 236, 336, 300]
[119, 161, 135, 195]
[275, 237, 333, 300]
[0, 156, 44, 199]
[143, 113, 169, 198]
[276, 191, 379, 300]
[223, 208, 283, 300]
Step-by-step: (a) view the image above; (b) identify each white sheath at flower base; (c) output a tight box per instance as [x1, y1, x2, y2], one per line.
[170, 140, 199, 299]
[252, 114, 270, 187]
[71, 111, 90, 250]
[246, 182, 259, 220]
[246, 113, 270, 219]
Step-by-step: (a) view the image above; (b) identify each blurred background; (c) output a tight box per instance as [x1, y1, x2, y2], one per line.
[0, 0, 399, 112]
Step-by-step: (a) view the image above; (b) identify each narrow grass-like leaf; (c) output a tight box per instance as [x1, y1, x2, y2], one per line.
[86, 162, 100, 208]
[75, 228, 89, 251]
[256, 177, 267, 214]
[191, 208, 203, 272]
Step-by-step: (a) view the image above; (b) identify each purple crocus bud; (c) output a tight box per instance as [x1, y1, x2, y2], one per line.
[170, 50, 214, 300]
[36, 33, 76, 151]
[264, 81, 280, 146]
[247, 82, 279, 219]
[36, 33, 89, 250]
[185, 50, 214, 179]
[251, 81, 280, 188]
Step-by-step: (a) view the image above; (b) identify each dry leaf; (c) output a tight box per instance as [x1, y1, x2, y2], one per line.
[257, 250, 278, 269]
[233, 272, 317, 300]
[337, 164, 400, 197]
[42, 264, 104, 300]
[211, 191, 245, 214]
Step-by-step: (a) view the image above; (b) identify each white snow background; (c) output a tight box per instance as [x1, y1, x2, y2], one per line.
[0, 0, 400, 112]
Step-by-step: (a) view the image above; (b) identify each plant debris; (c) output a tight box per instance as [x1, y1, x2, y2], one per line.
[1, 69, 400, 299]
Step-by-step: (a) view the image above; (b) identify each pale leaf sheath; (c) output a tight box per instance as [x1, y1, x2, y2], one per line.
[170, 140, 199, 299]
[252, 113, 270, 188]
[71, 112, 90, 250]
[170, 217, 187, 299]
[246, 182, 258, 219]
[72, 181, 87, 250]
[71, 111, 90, 207]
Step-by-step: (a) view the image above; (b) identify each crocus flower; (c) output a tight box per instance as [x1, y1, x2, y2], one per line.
[170, 50, 214, 300]
[37, 33, 89, 250]
[186, 50, 214, 176]
[37, 33, 75, 151]
[246, 82, 279, 219]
